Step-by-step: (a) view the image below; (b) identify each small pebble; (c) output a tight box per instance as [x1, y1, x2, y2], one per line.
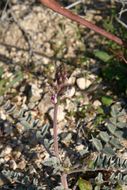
[76, 77, 92, 90]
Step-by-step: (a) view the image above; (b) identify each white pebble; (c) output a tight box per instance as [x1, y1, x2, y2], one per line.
[76, 77, 92, 90]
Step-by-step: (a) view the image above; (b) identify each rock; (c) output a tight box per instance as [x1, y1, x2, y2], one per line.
[1, 146, 12, 157]
[76, 77, 92, 90]
[68, 75, 76, 85]
[122, 185, 127, 190]
[29, 83, 42, 103]
[34, 157, 43, 169]
[119, 152, 127, 160]
[62, 132, 72, 146]
[29, 165, 37, 174]
[17, 159, 26, 170]
[4, 155, 10, 162]
[49, 105, 65, 123]
[4, 122, 13, 135]
[0, 110, 6, 120]
[13, 150, 21, 159]
[38, 94, 53, 114]
[16, 122, 25, 134]
[93, 100, 102, 108]
[75, 144, 84, 151]
[5, 24, 25, 48]
[0, 158, 4, 164]
[65, 99, 76, 112]
[10, 0, 18, 4]
[10, 160, 17, 170]
[71, 68, 81, 77]
[65, 87, 75, 98]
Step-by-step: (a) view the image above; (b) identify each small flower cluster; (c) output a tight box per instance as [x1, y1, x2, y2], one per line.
[51, 64, 68, 104]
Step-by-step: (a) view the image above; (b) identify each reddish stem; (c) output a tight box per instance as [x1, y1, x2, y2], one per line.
[39, 0, 127, 48]
[61, 173, 68, 190]
[53, 102, 59, 159]
[53, 102, 68, 189]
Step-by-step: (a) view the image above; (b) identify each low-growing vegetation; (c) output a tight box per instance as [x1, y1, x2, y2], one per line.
[0, 0, 127, 190]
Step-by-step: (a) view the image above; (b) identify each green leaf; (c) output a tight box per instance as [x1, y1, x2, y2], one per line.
[115, 184, 122, 190]
[97, 107, 104, 115]
[6, 71, 23, 89]
[94, 50, 112, 62]
[111, 105, 120, 118]
[0, 67, 4, 78]
[91, 136, 103, 151]
[103, 145, 115, 155]
[94, 155, 103, 168]
[116, 122, 126, 128]
[94, 186, 101, 190]
[19, 120, 32, 130]
[123, 175, 127, 183]
[110, 137, 121, 149]
[78, 178, 92, 190]
[99, 131, 110, 143]
[43, 157, 60, 167]
[101, 96, 113, 106]
[95, 173, 103, 184]
[107, 123, 116, 135]
[88, 160, 94, 169]
[0, 71, 23, 95]
[113, 130, 123, 139]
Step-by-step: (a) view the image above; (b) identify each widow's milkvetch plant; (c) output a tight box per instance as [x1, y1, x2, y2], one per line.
[50, 63, 69, 190]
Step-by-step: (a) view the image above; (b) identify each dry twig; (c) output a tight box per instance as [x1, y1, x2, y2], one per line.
[39, 0, 127, 48]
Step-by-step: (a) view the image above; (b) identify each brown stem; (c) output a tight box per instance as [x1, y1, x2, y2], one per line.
[61, 173, 68, 190]
[53, 102, 59, 158]
[39, 0, 127, 48]
[53, 102, 68, 189]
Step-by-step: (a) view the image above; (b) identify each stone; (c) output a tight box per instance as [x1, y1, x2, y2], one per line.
[62, 132, 72, 146]
[16, 122, 25, 134]
[75, 144, 84, 151]
[29, 165, 37, 174]
[10, 0, 18, 4]
[17, 159, 26, 170]
[93, 100, 102, 108]
[29, 83, 42, 103]
[13, 150, 21, 159]
[0, 146, 12, 157]
[65, 87, 75, 98]
[49, 105, 65, 123]
[10, 160, 17, 170]
[4, 123, 13, 135]
[76, 77, 92, 90]
[38, 94, 53, 114]
[68, 76, 76, 85]
[4, 155, 10, 162]
[0, 158, 4, 164]
[0, 110, 6, 120]
[122, 185, 127, 190]
[65, 99, 76, 112]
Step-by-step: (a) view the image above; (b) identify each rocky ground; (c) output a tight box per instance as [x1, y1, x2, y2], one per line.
[0, 0, 126, 190]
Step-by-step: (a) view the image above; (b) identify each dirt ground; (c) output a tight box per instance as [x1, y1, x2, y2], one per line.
[0, 1, 126, 190]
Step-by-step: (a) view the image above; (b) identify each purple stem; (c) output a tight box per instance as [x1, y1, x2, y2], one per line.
[53, 102, 68, 189]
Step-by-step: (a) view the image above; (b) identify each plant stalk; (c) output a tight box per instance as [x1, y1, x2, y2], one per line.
[53, 102, 59, 159]
[53, 102, 68, 189]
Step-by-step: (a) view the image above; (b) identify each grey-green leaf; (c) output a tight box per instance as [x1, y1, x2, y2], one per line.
[106, 123, 116, 135]
[99, 131, 110, 143]
[91, 136, 103, 151]
[103, 145, 115, 155]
